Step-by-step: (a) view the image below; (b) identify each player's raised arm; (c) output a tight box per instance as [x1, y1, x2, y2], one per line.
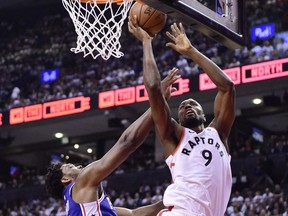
[128, 15, 183, 157]
[166, 23, 235, 147]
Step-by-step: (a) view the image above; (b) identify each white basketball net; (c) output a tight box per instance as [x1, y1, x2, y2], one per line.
[62, 0, 133, 60]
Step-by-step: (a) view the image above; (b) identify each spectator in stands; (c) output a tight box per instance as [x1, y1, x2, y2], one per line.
[114, 193, 126, 207]
[275, 38, 288, 58]
[231, 191, 244, 207]
[228, 57, 241, 68]
[250, 42, 263, 56]
[210, 51, 223, 67]
[273, 184, 284, 201]
[262, 187, 274, 203]
[151, 189, 163, 204]
[262, 40, 274, 57]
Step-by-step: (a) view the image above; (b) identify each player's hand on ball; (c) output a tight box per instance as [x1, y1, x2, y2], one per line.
[128, 15, 153, 42]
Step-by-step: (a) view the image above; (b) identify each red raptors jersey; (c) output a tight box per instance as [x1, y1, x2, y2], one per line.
[163, 127, 232, 216]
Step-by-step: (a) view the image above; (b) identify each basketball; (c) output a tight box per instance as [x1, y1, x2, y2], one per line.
[129, 2, 167, 37]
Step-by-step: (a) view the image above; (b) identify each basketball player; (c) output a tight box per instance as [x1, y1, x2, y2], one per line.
[128, 19, 235, 216]
[45, 70, 180, 216]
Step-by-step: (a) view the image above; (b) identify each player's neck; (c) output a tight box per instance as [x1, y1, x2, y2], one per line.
[190, 125, 204, 134]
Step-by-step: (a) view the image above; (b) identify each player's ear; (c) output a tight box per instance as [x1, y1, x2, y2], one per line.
[61, 175, 73, 186]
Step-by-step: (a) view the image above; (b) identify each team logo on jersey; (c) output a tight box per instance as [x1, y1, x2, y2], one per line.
[181, 136, 224, 157]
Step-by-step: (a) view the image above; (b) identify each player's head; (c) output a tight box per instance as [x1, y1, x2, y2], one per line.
[45, 162, 83, 199]
[178, 98, 206, 128]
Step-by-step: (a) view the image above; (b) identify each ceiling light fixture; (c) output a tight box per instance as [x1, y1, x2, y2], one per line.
[87, 148, 93, 154]
[54, 132, 64, 138]
[252, 98, 262, 105]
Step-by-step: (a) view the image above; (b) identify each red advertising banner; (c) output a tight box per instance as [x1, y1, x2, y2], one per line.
[43, 96, 90, 119]
[9, 97, 90, 125]
[1, 58, 287, 127]
[115, 87, 136, 106]
[242, 58, 288, 83]
[0, 113, 2, 126]
[199, 67, 241, 91]
[98, 78, 190, 109]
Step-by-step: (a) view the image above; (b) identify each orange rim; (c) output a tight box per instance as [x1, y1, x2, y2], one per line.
[80, 0, 134, 4]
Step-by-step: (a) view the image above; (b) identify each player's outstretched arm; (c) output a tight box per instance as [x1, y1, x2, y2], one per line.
[128, 15, 182, 157]
[166, 23, 235, 147]
[74, 68, 180, 189]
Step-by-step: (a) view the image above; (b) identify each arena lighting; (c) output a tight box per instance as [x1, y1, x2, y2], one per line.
[252, 98, 262, 105]
[65, 155, 70, 160]
[54, 132, 64, 139]
[74, 144, 79, 149]
[87, 148, 93, 154]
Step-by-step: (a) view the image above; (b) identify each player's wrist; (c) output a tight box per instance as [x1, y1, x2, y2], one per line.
[184, 46, 198, 57]
[142, 37, 153, 44]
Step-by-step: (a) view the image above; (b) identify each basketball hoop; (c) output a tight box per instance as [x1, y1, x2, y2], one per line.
[62, 0, 134, 60]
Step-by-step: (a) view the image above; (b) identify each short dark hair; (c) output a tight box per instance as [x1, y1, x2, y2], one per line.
[45, 162, 64, 199]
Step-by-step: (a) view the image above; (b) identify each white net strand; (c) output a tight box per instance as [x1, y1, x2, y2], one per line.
[62, 0, 133, 60]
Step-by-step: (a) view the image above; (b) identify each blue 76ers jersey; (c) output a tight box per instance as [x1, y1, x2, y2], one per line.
[63, 182, 117, 216]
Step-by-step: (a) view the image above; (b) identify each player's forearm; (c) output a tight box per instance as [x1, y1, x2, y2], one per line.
[115, 200, 165, 216]
[186, 47, 234, 91]
[142, 40, 169, 131]
[120, 108, 153, 152]
[132, 200, 165, 216]
[143, 40, 162, 92]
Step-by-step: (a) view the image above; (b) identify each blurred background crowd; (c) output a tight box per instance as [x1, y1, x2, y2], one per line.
[0, 0, 287, 112]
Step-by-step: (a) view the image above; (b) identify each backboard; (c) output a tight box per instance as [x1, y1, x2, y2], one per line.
[141, 0, 246, 49]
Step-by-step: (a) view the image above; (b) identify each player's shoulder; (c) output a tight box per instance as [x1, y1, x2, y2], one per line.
[204, 126, 223, 139]
[205, 126, 217, 132]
